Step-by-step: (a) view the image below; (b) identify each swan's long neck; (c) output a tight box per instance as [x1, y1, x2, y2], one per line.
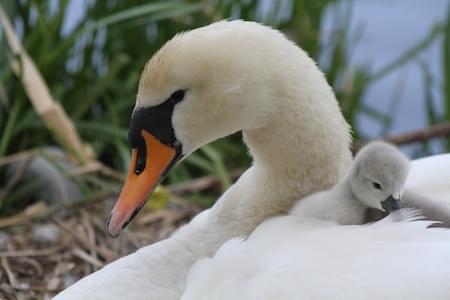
[212, 64, 353, 229]
[245, 101, 352, 199]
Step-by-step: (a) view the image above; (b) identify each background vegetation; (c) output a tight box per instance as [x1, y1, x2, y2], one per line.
[1, 1, 450, 297]
[1, 0, 449, 214]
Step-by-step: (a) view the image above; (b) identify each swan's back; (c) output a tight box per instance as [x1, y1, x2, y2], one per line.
[406, 154, 450, 204]
[182, 210, 450, 300]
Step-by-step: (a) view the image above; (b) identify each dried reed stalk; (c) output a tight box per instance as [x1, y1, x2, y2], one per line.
[0, 4, 93, 164]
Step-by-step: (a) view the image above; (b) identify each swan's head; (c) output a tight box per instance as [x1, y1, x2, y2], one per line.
[107, 21, 279, 236]
[107, 20, 349, 236]
[349, 142, 410, 212]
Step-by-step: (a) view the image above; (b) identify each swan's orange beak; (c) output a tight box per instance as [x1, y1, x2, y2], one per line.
[107, 130, 179, 237]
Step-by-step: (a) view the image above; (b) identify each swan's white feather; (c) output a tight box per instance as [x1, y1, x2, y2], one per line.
[182, 210, 450, 300]
[407, 154, 450, 205]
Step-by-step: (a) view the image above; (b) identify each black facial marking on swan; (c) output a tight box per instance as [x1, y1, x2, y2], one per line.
[128, 89, 186, 174]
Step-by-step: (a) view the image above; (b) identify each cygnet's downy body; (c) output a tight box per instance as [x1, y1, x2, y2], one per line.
[291, 141, 410, 225]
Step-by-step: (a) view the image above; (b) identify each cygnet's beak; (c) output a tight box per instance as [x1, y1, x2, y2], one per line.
[107, 130, 181, 237]
[381, 194, 401, 213]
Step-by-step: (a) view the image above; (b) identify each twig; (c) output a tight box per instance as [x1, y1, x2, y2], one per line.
[385, 122, 450, 145]
[167, 168, 243, 195]
[51, 217, 112, 260]
[6, 284, 60, 293]
[0, 247, 61, 258]
[0, 150, 36, 166]
[20, 257, 43, 277]
[353, 122, 450, 152]
[136, 210, 172, 226]
[1, 257, 18, 288]
[0, 202, 50, 229]
[80, 211, 97, 259]
[67, 162, 103, 177]
[71, 247, 104, 268]
[67, 161, 125, 181]
[97, 162, 126, 180]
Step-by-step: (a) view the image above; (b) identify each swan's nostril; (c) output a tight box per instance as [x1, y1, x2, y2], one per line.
[135, 142, 147, 175]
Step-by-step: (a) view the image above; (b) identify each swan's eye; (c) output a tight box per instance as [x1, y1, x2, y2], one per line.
[171, 90, 186, 104]
[372, 182, 382, 190]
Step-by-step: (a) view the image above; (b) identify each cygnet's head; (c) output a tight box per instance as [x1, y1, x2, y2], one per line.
[349, 142, 410, 212]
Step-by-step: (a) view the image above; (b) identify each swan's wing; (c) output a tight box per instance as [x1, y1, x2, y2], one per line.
[406, 154, 450, 204]
[182, 211, 450, 300]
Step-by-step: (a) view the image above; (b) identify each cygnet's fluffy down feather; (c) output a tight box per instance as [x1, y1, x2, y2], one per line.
[291, 141, 410, 225]
[182, 210, 450, 300]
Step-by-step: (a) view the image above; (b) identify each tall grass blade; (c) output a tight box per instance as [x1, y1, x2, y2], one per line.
[0, 4, 92, 164]
[372, 23, 444, 82]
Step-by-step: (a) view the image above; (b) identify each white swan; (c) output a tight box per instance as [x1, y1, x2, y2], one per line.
[291, 141, 410, 224]
[400, 154, 450, 227]
[55, 20, 450, 299]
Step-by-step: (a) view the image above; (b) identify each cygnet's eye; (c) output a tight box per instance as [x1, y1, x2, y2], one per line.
[372, 182, 382, 190]
[171, 89, 186, 104]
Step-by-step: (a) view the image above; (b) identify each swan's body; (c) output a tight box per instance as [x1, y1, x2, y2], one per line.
[399, 154, 450, 227]
[182, 210, 450, 300]
[55, 21, 450, 299]
[291, 142, 410, 224]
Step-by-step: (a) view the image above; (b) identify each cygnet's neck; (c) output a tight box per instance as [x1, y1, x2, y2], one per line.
[333, 180, 369, 224]
[290, 180, 369, 225]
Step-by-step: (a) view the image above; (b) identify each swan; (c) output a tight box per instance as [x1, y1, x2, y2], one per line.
[55, 20, 351, 299]
[55, 20, 450, 299]
[401, 154, 450, 227]
[291, 141, 410, 224]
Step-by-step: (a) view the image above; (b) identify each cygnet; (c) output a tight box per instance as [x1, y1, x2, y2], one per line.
[290, 141, 410, 225]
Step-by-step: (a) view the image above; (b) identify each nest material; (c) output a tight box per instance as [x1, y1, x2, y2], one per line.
[0, 199, 201, 300]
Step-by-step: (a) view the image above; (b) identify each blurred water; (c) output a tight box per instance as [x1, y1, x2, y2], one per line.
[332, 0, 448, 143]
